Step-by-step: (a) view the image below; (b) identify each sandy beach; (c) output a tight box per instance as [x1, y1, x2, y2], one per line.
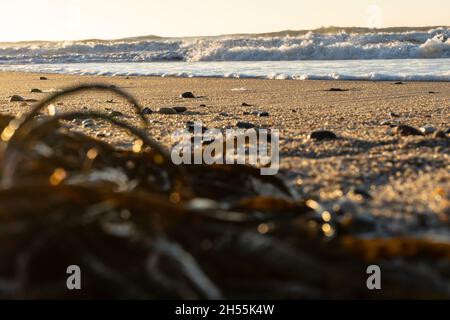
[0, 71, 449, 219]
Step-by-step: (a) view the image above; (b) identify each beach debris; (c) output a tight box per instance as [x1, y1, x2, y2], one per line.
[241, 102, 252, 107]
[30, 88, 43, 93]
[308, 130, 338, 140]
[395, 124, 424, 136]
[157, 107, 178, 115]
[0, 84, 449, 300]
[8, 95, 25, 102]
[327, 88, 349, 92]
[180, 91, 195, 98]
[419, 125, 437, 135]
[82, 118, 95, 128]
[108, 110, 124, 118]
[236, 121, 255, 129]
[141, 107, 153, 115]
[39, 76, 48, 80]
[433, 131, 448, 139]
[173, 106, 187, 113]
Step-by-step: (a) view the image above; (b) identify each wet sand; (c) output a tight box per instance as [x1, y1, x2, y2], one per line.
[0, 72, 449, 219]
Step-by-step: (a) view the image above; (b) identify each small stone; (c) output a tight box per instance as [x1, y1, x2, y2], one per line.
[428, 91, 437, 94]
[180, 92, 195, 98]
[243, 111, 250, 115]
[39, 76, 48, 80]
[308, 130, 338, 141]
[157, 107, 177, 115]
[241, 102, 252, 107]
[419, 125, 437, 135]
[433, 131, 447, 139]
[395, 124, 424, 136]
[141, 107, 153, 115]
[257, 111, 269, 117]
[82, 119, 95, 128]
[173, 106, 187, 113]
[389, 112, 400, 118]
[96, 132, 106, 138]
[380, 119, 397, 127]
[219, 112, 229, 116]
[328, 88, 348, 92]
[47, 104, 58, 116]
[9, 95, 25, 102]
[394, 81, 403, 85]
[30, 88, 42, 93]
[236, 122, 255, 129]
[199, 104, 206, 107]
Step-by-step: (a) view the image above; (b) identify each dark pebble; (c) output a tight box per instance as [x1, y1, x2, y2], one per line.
[30, 88, 42, 93]
[39, 76, 48, 80]
[394, 81, 404, 85]
[241, 102, 252, 107]
[141, 107, 153, 115]
[389, 112, 400, 117]
[173, 106, 187, 113]
[308, 130, 338, 141]
[328, 88, 348, 92]
[236, 122, 255, 129]
[9, 95, 25, 102]
[428, 91, 437, 94]
[180, 92, 195, 98]
[395, 124, 424, 136]
[258, 111, 270, 117]
[199, 104, 206, 107]
[243, 111, 250, 115]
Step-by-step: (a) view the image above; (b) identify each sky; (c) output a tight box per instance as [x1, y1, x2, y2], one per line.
[0, 0, 448, 42]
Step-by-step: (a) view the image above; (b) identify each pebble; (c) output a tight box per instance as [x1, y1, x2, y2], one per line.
[219, 112, 229, 116]
[157, 107, 177, 115]
[328, 88, 348, 92]
[241, 102, 252, 107]
[173, 106, 187, 113]
[395, 124, 424, 136]
[380, 119, 398, 127]
[419, 124, 437, 135]
[389, 112, 400, 118]
[82, 119, 95, 128]
[433, 131, 447, 139]
[242, 111, 250, 115]
[236, 122, 255, 129]
[308, 130, 338, 141]
[394, 81, 404, 85]
[180, 92, 195, 98]
[257, 111, 269, 117]
[39, 76, 48, 80]
[141, 107, 153, 115]
[30, 88, 43, 93]
[199, 104, 206, 107]
[9, 95, 25, 102]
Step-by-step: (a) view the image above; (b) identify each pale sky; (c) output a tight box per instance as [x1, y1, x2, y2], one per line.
[0, 0, 448, 42]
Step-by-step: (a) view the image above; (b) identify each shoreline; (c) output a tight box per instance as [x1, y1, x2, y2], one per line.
[0, 71, 449, 219]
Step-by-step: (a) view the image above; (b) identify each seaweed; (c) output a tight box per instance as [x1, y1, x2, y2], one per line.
[0, 84, 449, 299]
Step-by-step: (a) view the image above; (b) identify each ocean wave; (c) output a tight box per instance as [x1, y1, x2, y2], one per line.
[0, 28, 449, 64]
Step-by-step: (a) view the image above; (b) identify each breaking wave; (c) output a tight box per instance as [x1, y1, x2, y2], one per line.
[0, 27, 449, 64]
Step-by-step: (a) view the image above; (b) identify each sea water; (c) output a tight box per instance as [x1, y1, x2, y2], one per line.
[0, 27, 449, 81]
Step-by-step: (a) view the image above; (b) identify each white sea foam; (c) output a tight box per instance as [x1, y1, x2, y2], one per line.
[0, 28, 449, 64]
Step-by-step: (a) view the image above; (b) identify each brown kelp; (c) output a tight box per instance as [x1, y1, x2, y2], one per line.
[0, 84, 449, 299]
